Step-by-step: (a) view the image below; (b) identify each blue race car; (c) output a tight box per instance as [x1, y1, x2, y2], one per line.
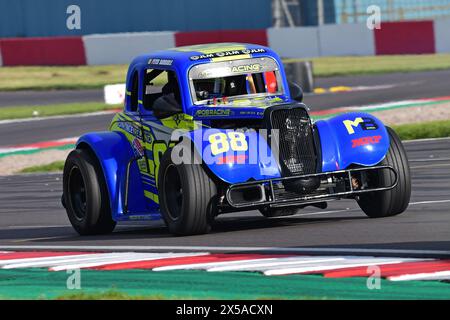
[62, 43, 411, 236]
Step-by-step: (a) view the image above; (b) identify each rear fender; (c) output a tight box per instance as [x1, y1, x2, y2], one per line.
[76, 131, 148, 220]
[315, 113, 390, 172]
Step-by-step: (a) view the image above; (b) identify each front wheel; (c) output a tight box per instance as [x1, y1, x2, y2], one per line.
[63, 148, 116, 235]
[158, 148, 218, 236]
[357, 127, 411, 218]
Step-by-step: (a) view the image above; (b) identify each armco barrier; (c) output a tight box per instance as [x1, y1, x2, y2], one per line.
[318, 23, 375, 56]
[267, 27, 320, 58]
[0, 20, 448, 66]
[175, 29, 268, 47]
[374, 21, 435, 55]
[434, 18, 450, 53]
[83, 32, 175, 65]
[0, 37, 86, 66]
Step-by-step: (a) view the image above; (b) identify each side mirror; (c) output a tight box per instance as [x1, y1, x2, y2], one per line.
[288, 82, 303, 102]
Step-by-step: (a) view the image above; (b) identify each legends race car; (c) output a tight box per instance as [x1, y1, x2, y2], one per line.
[62, 43, 411, 236]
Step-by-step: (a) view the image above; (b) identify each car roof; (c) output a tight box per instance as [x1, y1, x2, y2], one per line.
[129, 43, 279, 70]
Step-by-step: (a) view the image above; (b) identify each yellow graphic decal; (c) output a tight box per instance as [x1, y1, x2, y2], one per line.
[209, 132, 248, 155]
[343, 117, 364, 135]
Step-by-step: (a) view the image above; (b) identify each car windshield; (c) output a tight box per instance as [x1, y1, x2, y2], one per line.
[189, 57, 284, 105]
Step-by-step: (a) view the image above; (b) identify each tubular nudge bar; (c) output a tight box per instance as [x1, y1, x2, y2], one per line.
[225, 165, 398, 209]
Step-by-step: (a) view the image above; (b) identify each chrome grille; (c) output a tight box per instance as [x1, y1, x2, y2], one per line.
[268, 107, 317, 176]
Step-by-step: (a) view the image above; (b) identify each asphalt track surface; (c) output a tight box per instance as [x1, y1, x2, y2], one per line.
[1, 70, 450, 146]
[0, 138, 449, 257]
[1, 70, 450, 108]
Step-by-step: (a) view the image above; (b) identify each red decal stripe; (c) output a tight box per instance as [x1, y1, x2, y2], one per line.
[323, 260, 450, 278]
[93, 254, 287, 271]
[11, 139, 77, 150]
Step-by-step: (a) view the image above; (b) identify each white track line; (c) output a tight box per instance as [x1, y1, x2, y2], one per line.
[411, 163, 450, 169]
[152, 258, 282, 272]
[208, 257, 420, 274]
[0, 254, 95, 267]
[403, 136, 450, 143]
[1, 253, 129, 269]
[264, 260, 410, 276]
[206, 257, 346, 272]
[388, 271, 450, 281]
[0, 110, 116, 125]
[410, 199, 450, 205]
[50, 252, 208, 271]
[1, 246, 446, 257]
[409, 157, 450, 162]
[2, 252, 208, 270]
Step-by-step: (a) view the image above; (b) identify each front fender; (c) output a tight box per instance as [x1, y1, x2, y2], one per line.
[315, 113, 390, 172]
[76, 131, 148, 219]
[183, 129, 281, 184]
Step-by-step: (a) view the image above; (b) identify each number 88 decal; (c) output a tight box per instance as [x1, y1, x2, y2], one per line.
[209, 131, 248, 155]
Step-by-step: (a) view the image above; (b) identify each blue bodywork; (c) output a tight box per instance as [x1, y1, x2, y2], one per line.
[74, 43, 391, 222]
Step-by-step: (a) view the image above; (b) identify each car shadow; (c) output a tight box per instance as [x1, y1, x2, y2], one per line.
[0, 213, 368, 243]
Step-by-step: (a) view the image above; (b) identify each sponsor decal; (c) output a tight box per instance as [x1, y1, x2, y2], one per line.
[132, 138, 145, 157]
[190, 48, 266, 61]
[231, 64, 262, 73]
[194, 109, 232, 117]
[199, 64, 262, 78]
[118, 121, 141, 138]
[351, 135, 382, 148]
[148, 58, 173, 66]
[343, 117, 378, 134]
[217, 154, 248, 165]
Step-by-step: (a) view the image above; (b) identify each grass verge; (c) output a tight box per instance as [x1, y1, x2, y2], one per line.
[0, 102, 120, 120]
[16, 120, 450, 174]
[393, 119, 450, 140]
[0, 65, 128, 91]
[20, 161, 65, 173]
[1, 54, 450, 91]
[0, 268, 448, 300]
[56, 290, 166, 300]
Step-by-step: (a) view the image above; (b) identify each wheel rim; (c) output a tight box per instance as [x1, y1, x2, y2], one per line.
[68, 166, 87, 221]
[164, 164, 183, 221]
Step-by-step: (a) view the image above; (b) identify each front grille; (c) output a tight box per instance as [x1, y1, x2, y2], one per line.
[266, 106, 317, 176]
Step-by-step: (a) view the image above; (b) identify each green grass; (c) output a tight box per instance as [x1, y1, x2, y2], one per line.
[16, 120, 450, 174]
[56, 290, 166, 300]
[0, 65, 128, 91]
[1, 54, 450, 91]
[284, 54, 450, 77]
[20, 161, 65, 173]
[393, 119, 450, 140]
[0, 102, 120, 120]
[0, 268, 449, 300]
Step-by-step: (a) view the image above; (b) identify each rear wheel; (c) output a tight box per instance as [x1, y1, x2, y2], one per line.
[357, 127, 411, 218]
[63, 149, 116, 235]
[158, 148, 218, 235]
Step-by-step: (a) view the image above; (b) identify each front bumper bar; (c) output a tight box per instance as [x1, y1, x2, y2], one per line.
[225, 165, 398, 209]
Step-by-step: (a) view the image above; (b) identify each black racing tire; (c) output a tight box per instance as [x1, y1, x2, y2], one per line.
[259, 207, 298, 218]
[63, 148, 116, 235]
[357, 127, 411, 218]
[158, 148, 218, 236]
